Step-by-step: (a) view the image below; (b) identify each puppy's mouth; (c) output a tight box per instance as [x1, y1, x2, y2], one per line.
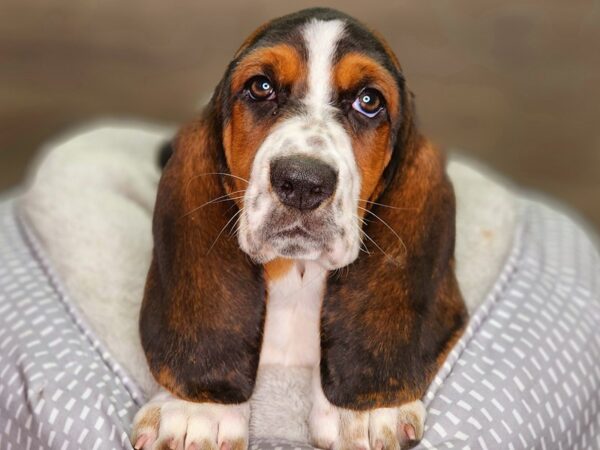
[266, 222, 330, 258]
[249, 204, 337, 260]
[271, 225, 314, 241]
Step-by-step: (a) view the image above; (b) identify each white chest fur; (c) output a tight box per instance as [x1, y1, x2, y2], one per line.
[259, 261, 328, 367]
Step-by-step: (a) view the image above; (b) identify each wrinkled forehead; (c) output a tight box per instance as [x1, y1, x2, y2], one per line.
[226, 9, 403, 111]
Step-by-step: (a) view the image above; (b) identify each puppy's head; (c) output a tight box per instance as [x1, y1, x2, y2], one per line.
[206, 8, 414, 269]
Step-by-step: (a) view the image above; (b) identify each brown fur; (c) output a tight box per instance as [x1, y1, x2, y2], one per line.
[132, 406, 160, 439]
[264, 258, 294, 283]
[223, 102, 268, 194]
[354, 127, 394, 210]
[139, 110, 266, 403]
[320, 130, 468, 409]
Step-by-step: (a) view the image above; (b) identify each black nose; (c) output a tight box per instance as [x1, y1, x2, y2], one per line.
[270, 155, 338, 211]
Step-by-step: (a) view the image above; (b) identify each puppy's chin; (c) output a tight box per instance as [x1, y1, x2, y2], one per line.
[239, 231, 360, 271]
[238, 237, 323, 265]
[271, 237, 323, 261]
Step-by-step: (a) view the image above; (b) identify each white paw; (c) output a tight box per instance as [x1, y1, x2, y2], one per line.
[310, 399, 425, 450]
[131, 391, 249, 450]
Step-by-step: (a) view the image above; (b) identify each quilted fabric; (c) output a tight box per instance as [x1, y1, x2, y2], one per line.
[419, 202, 600, 449]
[0, 194, 599, 449]
[0, 198, 143, 449]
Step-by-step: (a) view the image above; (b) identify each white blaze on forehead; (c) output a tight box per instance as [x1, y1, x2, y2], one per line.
[238, 18, 361, 269]
[302, 19, 345, 118]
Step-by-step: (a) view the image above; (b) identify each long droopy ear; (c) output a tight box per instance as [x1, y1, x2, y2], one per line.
[140, 105, 265, 404]
[320, 95, 468, 410]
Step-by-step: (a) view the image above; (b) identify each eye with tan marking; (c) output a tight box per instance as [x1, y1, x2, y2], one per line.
[246, 76, 276, 101]
[352, 88, 384, 118]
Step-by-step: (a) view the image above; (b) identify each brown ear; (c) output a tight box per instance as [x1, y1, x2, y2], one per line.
[140, 105, 265, 404]
[320, 105, 468, 410]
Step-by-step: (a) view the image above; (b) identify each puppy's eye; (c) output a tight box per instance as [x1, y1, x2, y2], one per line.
[246, 76, 276, 101]
[352, 88, 384, 118]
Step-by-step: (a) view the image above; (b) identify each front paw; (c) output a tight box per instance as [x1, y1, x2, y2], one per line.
[131, 392, 249, 450]
[310, 400, 425, 450]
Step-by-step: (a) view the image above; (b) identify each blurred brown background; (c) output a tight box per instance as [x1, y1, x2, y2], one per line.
[1, 1, 599, 228]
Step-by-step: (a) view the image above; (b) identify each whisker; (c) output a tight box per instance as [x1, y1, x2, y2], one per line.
[226, 201, 240, 214]
[359, 199, 417, 211]
[227, 191, 260, 214]
[206, 208, 245, 255]
[357, 237, 371, 255]
[352, 215, 395, 261]
[185, 172, 249, 193]
[181, 190, 246, 218]
[356, 226, 394, 261]
[351, 214, 371, 255]
[358, 241, 371, 255]
[196, 172, 249, 184]
[229, 207, 246, 237]
[357, 206, 407, 256]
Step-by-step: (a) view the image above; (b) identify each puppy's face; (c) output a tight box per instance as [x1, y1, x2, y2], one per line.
[218, 10, 404, 269]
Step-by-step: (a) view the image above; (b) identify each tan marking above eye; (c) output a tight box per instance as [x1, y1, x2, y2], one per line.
[230, 44, 305, 95]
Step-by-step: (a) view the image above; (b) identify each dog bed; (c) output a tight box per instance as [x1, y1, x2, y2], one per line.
[0, 123, 599, 449]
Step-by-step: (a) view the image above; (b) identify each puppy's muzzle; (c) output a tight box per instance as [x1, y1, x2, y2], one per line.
[270, 155, 338, 211]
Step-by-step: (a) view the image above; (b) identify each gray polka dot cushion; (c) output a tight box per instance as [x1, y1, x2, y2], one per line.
[1, 190, 600, 449]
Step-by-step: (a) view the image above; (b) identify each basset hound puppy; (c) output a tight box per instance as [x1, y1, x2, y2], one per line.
[131, 8, 468, 450]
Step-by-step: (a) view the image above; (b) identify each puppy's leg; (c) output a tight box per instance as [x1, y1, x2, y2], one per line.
[131, 389, 249, 450]
[309, 368, 425, 450]
[309, 366, 342, 449]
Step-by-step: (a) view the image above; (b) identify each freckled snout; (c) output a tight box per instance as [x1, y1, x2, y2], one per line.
[270, 155, 338, 211]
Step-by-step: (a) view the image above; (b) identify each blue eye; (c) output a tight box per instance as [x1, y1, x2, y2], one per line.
[352, 89, 384, 118]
